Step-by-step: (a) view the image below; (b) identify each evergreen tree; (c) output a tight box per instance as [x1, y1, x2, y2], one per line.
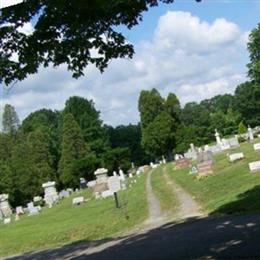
[2, 104, 19, 134]
[58, 113, 88, 187]
[238, 121, 247, 134]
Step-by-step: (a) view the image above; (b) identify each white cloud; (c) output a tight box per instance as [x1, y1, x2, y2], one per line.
[2, 11, 249, 126]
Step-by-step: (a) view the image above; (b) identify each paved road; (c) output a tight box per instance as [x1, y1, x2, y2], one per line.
[9, 214, 260, 259]
[7, 169, 260, 259]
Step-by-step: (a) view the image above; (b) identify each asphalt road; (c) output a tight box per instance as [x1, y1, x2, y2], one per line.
[9, 213, 260, 260]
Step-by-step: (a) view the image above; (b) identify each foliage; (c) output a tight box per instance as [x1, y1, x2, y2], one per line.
[247, 24, 260, 83]
[2, 104, 19, 134]
[238, 121, 247, 135]
[103, 147, 131, 173]
[63, 96, 109, 156]
[58, 113, 88, 188]
[0, 0, 188, 85]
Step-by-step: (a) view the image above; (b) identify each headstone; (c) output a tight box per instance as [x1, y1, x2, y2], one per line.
[107, 176, 121, 193]
[4, 218, 11, 224]
[33, 196, 42, 203]
[248, 125, 254, 141]
[119, 169, 125, 181]
[175, 158, 190, 168]
[94, 168, 108, 183]
[87, 180, 97, 188]
[80, 177, 87, 189]
[229, 152, 244, 162]
[197, 160, 213, 177]
[101, 190, 113, 198]
[72, 197, 84, 205]
[207, 144, 221, 154]
[249, 161, 260, 172]
[42, 181, 59, 208]
[59, 190, 70, 199]
[197, 151, 213, 163]
[253, 143, 260, 151]
[0, 194, 12, 218]
[189, 166, 198, 175]
[27, 202, 39, 216]
[221, 138, 231, 150]
[129, 173, 133, 178]
[162, 155, 166, 164]
[228, 136, 240, 148]
[215, 129, 222, 146]
[16, 206, 24, 215]
[113, 171, 117, 177]
[93, 182, 108, 193]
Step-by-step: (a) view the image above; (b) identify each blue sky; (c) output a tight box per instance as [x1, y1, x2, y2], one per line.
[2, 0, 260, 126]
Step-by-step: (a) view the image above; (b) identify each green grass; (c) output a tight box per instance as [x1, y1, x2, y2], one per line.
[168, 138, 260, 215]
[151, 165, 179, 214]
[0, 173, 148, 257]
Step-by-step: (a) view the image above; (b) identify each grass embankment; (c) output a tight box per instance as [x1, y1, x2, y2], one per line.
[168, 138, 260, 215]
[0, 173, 148, 257]
[151, 165, 179, 215]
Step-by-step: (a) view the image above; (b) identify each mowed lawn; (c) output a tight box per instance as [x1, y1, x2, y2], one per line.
[151, 165, 179, 215]
[168, 138, 260, 215]
[0, 173, 148, 257]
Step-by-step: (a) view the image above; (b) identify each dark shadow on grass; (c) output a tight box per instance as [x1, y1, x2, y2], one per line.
[210, 185, 260, 215]
[6, 213, 260, 260]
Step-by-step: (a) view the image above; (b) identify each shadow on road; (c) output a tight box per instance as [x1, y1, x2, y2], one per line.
[8, 213, 260, 260]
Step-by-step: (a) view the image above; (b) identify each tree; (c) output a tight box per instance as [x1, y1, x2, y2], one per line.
[0, 0, 200, 86]
[58, 113, 88, 187]
[2, 104, 19, 134]
[138, 88, 164, 129]
[248, 24, 260, 83]
[142, 111, 175, 158]
[63, 96, 109, 156]
[234, 81, 260, 126]
[165, 93, 181, 122]
[238, 121, 247, 134]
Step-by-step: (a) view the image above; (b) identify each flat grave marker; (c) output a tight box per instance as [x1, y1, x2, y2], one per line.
[253, 143, 260, 151]
[249, 161, 260, 172]
[229, 152, 244, 162]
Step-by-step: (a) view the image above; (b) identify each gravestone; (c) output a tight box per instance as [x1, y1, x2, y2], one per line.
[119, 169, 126, 181]
[94, 168, 108, 184]
[221, 138, 231, 150]
[72, 197, 84, 205]
[101, 190, 113, 198]
[0, 194, 12, 218]
[87, 180, 96, 188]
[207, 144, 221, 154]
[197, 160, 213, 177]
[4, 218, 11, 224]
[175, 158, 190, 168]
[248, 125, 254, 141]
[27, 202, 39, 216]
[33, 196, 42, 204]
[16, 206, 24, 215]
[215, 129, 222, 146]
[42, 181, 59, 208]
[253, 143, 260, 151]
[108, 176, 121, 193]
[59, 190, 70, 199]
[197, 151, 213, 163]
[249, 161, 260, 172]
[80, 178, 87, 189]
[229, 152, 244, 162]
[228, 136, 240, 148]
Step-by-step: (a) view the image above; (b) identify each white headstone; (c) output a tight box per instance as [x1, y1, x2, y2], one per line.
[119, 169, 125, 181]
[249, 161, 260, 172]
[72, 197, 84, 205]
[94, 168, 108, 183]
[253, 143, 260, 151]
[101, 190, 113, 198]
[215, 129, 222, 146]
[3, 218, 11, 224]
[229, 152, 244, 162]
[42, 181, 59, 207]
[0, 194, 12, 218]
[248, 126, 254, 141]
[108, 176, 121, 193]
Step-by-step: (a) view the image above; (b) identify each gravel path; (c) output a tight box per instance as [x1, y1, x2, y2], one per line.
[163, 167, 203, 219]
[144, 169, 163, 226]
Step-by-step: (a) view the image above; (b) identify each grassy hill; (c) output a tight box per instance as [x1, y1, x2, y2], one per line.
[0, 174, 148, 257]
[168, 138, 260, 215]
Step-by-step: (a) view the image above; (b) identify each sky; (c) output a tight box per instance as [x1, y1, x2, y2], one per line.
[1, 0, 260, 126]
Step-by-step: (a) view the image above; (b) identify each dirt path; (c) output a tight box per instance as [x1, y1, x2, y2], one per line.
[163, 167, 203, 219]
[144, 169, 164, 226]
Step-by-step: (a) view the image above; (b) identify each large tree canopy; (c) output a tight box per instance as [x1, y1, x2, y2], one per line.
[0, 0, 200, 86]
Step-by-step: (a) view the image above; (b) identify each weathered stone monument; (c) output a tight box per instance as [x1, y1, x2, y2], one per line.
[42, 181, 59, 208]
[95, 168, 108, 184]
[248, 125, 254, 142]
[27, 202, 40, 216]
[0, 194, 12, 218]
[215, 129, 222, 146]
